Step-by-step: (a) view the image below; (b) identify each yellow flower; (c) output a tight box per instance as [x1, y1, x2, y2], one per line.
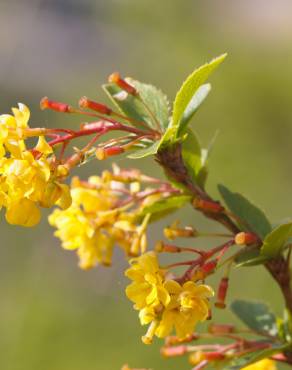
[77, 232, 114, 269]
[0, 104, 71, 226]
[125, 252, 170, 310]
[155, 280, 213, 339]
[49, 206, 95, 250]
[243, 359, 277, 370]
[49, 181, 118, 268]
[0, 103, 30, 157]
[49, 174, 151, 269]
[5, 198, 41, 227]
[125, 252, 214, 344]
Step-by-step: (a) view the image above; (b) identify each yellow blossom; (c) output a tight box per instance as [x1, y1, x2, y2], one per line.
[49, 174, 148, 269]
[125, 252, 214, 344]
[0, 103, 30, 157]
[125, 252, 170, 310]
[155, 280, 213, 339]
[0, 104, 71, 226]
[243, 359, 277, 370]
[6, 198, 41, 227]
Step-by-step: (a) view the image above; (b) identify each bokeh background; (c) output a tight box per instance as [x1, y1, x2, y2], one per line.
[1, 1, 292, 369]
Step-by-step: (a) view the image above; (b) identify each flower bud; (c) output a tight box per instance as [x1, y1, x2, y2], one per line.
[96, 146, 125, 160]
[193, 198, 224, 213]
[161, 345, 187, 358]
[164, 334, 199, 346]
[215, 277, 229, 309]
[79, 96, 112, 115]
[108, 72, 137, 95]
[204, 352, 225, 361]
[164, 225, 198, 240]
[235, 232, 258, 245]
[40, 97, 73, 113]
[208, 323, 235, 334]
[155, 241, 180, 253]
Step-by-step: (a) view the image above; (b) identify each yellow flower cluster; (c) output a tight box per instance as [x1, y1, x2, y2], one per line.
[0, 104, 71, 226]
[125, 252, 214, 344]
[49, 173, 150, 269]
[243, 359, 277, 370]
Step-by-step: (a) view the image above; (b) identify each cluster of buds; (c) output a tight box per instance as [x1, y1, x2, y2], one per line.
[40, 72, 164, 166]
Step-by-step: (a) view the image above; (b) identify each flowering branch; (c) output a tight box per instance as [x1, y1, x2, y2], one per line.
[1, 54, 292, 370]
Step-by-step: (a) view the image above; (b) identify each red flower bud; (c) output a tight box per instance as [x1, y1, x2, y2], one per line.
[204, 351, 225, 361]
[208, 323, 235, 334]
[108, 72, 137, 95]
[215, 277, 229, 309]
[193, 198, 224, 213]
[155, 242, 181, 253]
[235, 232, 258, 245]
[96, 146, 124, 160]
[161, 345, 187, 358]
[40, 97, 72, 113]
[79, 96, 112, 115]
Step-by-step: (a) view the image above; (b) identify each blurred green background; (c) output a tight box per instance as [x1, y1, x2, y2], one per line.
[1, 1, 292, 369]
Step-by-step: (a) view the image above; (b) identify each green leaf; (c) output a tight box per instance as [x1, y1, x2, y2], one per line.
[103, 83, 148, 130]
[235, 248, 270, 267]
[218, 185, 272, 239]
[129, 79, 170, 131]
[223, 344, 287, 370]
[230, 299, 278, 336]
[103, 79, 170, 132]
[172, 54, 226, 130]
[181, 129, 203, 186]
[139, 195, 191, 218]
[261, 222, 292, 258]
[127, 141, 160, 159]
[177, 83, 211, 136]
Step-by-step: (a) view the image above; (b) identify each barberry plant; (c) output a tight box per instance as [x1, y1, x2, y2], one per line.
[2, 54, 292, 370]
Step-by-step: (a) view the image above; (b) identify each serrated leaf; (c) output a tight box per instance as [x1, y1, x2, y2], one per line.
[139, 195, 191, 217]
[218, 185, 272, 239]
[235, 248, 270, 267]
[129, 79, 170, 131]
[261, 222, 292, 258]
[172, 54, 226, 130]
[230, 300, 277, 336]
[177, 83, 211, 136]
